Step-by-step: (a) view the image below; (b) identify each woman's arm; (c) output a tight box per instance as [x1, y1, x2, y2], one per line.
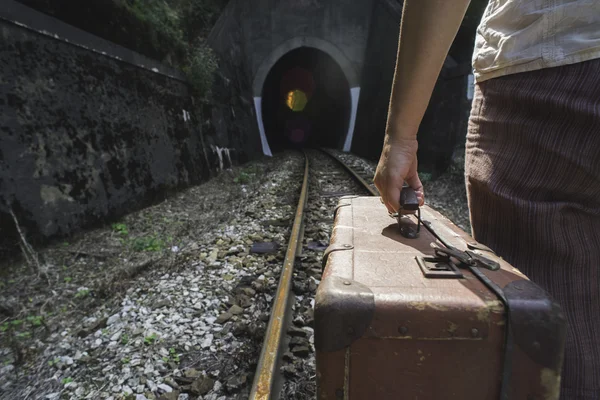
[374, 0, 472, 214]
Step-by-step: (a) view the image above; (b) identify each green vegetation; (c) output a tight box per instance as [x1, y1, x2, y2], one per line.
[111, 221, 169, 252]
[48, 357, 61, 367]
[17, 0, 225, 97]
[62, 377, 73, 385]
[74, 289, 90, 299]
[132, 235, 165, 252]
[233, 172, 251, 184]
[112, 223, 129, 236]
[234, 164, 264, 184]
[162, 347, 180, 363]
[144, 333, 158, 345]
[119, 0, 223, 96]
[169, 347, 180, 363]
[26, 315, 43, 327]
[1, 315, 45, 342]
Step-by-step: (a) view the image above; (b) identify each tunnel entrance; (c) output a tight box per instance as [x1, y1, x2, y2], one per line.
[261, 47, 351, 152]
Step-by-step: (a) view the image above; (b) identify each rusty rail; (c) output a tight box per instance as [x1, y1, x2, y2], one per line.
[248, 151, 309, 400]
[249, 149, 375, 399]
[319, 148, 379, 196]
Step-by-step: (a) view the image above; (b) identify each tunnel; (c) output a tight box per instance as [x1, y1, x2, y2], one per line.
[260, 47, 352, 152]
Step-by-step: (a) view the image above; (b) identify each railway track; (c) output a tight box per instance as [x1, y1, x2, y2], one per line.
[249, 149, 379, 400]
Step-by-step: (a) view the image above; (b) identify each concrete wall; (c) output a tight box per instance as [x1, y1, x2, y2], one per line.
[207, 0, 263, 158]
[0, 3, 251, 254]
[241, 0, 373, 95]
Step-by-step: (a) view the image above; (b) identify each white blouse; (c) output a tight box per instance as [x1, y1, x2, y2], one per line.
[472, 0, 600, 82]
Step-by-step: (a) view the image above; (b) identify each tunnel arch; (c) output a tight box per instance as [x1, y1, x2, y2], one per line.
[253, 37, 359, 97]
[252, 37, 361, 156]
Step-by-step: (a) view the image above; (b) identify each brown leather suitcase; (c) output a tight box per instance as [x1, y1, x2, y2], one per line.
[315, 196, 566, 400]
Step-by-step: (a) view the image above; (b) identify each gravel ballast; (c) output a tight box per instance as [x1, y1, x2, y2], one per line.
[0, 149, 470, 400]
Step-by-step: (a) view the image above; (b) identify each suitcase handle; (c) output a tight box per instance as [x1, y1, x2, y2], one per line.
[400, 184, 419, 211]
[397, 184, 421, 239]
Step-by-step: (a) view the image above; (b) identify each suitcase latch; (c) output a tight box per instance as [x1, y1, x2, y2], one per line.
[416, 256, 464, 279]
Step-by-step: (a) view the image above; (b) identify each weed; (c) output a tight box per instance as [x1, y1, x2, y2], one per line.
[75, 289, 90, 299]
[48, 357, 60, 366]
[64, 277, 73, 283]
[62, 377, 73, 385]
[26, 315, 43, 327]
[112, 223, 129, 236]
[169, 347, 180, 363]
[183, 41, 218, 96]
[121, 357, 130, 364]
[132, 236, 164, 252]
[121, 334, 129, 345]
[144, 333, 158, 345]
[16, 332, 31, 339]
[233, 172, 251, 184]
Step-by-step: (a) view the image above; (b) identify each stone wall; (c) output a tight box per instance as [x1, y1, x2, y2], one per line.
[207, 0, 263, 160]
[0, 3, 254, 256]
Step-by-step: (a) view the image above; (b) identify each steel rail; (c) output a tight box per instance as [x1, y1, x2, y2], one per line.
[319, 148, 379, 196]
[248, 151, 309, 400]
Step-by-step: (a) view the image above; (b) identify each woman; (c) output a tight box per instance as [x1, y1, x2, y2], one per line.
[373, 1, 600, 398]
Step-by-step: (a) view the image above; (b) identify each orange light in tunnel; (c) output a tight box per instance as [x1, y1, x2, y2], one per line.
[285, 89, 308, 112]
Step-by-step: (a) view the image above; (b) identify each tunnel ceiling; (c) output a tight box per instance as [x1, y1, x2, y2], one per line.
[261, 47, 351, 152]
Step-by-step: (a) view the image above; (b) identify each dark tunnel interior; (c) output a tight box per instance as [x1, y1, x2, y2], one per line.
[261, 47, 351, 152]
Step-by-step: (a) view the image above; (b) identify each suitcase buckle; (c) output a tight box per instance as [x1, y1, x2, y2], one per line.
[431, 244, 500, 271]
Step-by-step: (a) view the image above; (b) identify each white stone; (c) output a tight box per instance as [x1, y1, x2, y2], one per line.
[201, 334, 213, 349]
[130, 359, 141, 367]
[107, 314, 121, 325]
[157, 383, 173, 393]
[146, 379, 157, 392]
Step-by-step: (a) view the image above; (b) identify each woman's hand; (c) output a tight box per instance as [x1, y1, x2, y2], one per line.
[372, 0, 471, 214]
[374, 137, 424, 214]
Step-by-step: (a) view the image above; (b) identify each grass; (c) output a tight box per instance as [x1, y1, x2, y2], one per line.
[119, 0, 220, 96]
[144, 333, 158, 345]
[74, 289, 90, 299]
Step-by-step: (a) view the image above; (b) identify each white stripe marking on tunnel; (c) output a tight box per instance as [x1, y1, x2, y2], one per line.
[343, 87, 360, 152]
[253, 97, 273, 157]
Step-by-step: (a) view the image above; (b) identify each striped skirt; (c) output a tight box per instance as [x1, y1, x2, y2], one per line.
[465, 59, 600, 400]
